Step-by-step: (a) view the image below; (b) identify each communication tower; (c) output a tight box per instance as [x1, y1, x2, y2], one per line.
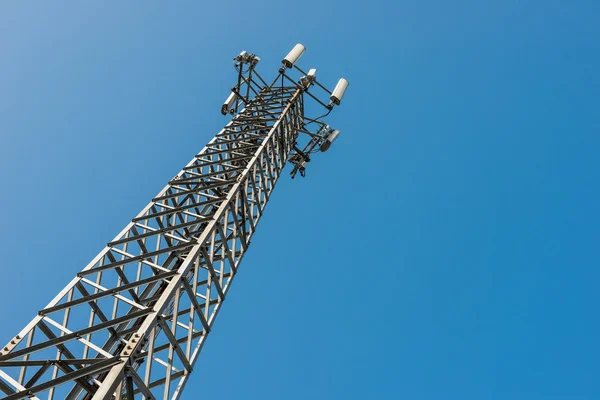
[0, 44, 348, 400]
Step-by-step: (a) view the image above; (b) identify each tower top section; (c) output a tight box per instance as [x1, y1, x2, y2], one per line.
[221, 43, 350, 178]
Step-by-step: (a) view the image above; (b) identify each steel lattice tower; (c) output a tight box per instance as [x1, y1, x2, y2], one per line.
[0, 44, 348, 400]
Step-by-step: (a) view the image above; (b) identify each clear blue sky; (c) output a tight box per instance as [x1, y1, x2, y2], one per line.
[1, 1, 599, 399]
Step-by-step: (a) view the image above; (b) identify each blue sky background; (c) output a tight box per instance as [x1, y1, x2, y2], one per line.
[1, 1, 599, 399]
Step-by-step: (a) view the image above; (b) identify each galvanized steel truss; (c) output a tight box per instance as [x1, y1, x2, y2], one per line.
[0, 80, 305, 400]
